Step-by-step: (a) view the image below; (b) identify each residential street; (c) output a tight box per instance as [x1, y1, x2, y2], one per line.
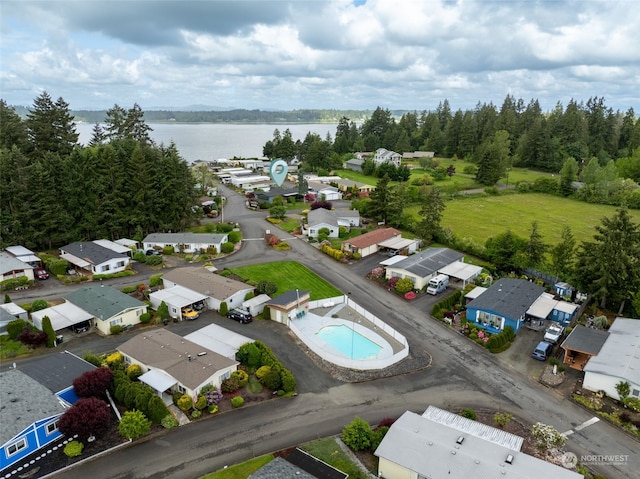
[7, 184, 638, 479]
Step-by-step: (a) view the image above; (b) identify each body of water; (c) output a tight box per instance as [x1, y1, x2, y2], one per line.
[75, 122, 338, 163]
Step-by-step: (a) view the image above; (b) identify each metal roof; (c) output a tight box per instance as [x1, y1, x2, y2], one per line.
[437, 261, 483, 281]
[0, 251, 34, 274]
[31, 301, 94, 331]
[527, 293, 558, 320]
[387, 248, 464, 278]
[185, 323, 254, 360]
[4, 245, 35, 256]
[143, 232, 228, 245]
[150, 285, 208, 309]
[583, 318, 640, 386]
[93, 239, 131, 254]
[375, 408, 583, 479]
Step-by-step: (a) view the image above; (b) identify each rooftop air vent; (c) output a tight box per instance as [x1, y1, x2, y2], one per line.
[456, 436, 464, 445]
[197, 352, 207, 356]
[505, 454, 514, 464]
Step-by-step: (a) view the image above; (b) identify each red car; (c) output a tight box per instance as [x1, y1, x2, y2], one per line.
[35, 267, 49, 280]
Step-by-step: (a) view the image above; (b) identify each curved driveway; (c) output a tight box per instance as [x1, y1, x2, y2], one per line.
[21, 185, 639, 479]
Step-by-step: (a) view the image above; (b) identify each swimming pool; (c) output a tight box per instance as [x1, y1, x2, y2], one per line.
[316, 324, 382, 360]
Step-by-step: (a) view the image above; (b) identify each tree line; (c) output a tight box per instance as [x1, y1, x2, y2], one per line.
[0, 93, 198, 250]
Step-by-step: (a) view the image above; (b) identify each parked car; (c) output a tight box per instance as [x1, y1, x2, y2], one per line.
[227, 308, 253, 324]
[543, 323, 565, 344]
[181, 307, 200, 320]
[532, 341, 553, 361]
[34, 267, 49, 280]
[426, 274, 449, 295]
[146, 249, 161, 256]
[72, 320, 91, 334]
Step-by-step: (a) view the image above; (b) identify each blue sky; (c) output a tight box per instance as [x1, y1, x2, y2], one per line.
[1, 0, 638, 112]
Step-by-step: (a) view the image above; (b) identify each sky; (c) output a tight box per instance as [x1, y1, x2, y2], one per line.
[1, 0, 638, 113]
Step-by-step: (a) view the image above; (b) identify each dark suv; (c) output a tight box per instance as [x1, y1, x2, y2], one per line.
[227, 309, 253, 324]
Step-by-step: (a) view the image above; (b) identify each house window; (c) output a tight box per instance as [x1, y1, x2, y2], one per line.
[632, 388, 640, 397]
[477, 311, 503, 329]
[103, 264, 111, 272]
[6, 438, 27, 457]
[176, 384, 185, 394]
[116, 261, 125, 268]
[46, 420, 59, 435]
[221, 371, 231, 381]
[110, 318, 122, 326]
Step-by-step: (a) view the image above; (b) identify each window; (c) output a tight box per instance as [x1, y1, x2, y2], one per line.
[136, 309, 142, 316]
[102, 264, 111, 272]
[116, 260, 125, 268]
[221, 371, 231, 381]
[46, 421, 59, 435]
[110, 318, 122, 326]
[632, 389, 640, 397]
[6, 438, 27, 457]
[176, 384, 185, 394]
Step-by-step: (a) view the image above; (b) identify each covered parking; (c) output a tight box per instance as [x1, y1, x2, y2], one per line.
[139, 369, 178, 405]
[149, 285, 208, 320]
[31, 302, 94, 333]
[377, 237, 419, 255]
[437, 261, 482, 287]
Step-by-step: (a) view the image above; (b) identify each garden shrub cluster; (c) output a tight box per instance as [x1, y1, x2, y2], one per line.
[320, 243, 345, 261]
[485, 326, 515, 353]
[113, 369, 170, 424]
[431, 290, 463, 320]
[236, 341, 296, 394]
[342, 416, 392, 454]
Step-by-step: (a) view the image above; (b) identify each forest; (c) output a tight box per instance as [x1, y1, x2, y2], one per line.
[0, 94, 198, 250]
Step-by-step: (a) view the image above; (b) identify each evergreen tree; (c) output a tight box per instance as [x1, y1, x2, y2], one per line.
[549, 226, 576, 282]
[41, 316, 56, 348]
[559, 157, 579, 196]
[0, 100, 28, 150]
[574, 208, 640, 312]
[416, 186, 445, 243]
[524, 221, 547, 267]
[88, 123, 105, 147]
[476, 130, 510, 186]
[25, 92, 78, 157]
[367, 175, 396, 224]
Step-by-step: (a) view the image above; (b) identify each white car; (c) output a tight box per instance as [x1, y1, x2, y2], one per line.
[543, 323, 565, 344]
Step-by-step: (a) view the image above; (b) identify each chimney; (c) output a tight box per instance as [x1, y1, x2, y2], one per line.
[188, 355, 192, 362]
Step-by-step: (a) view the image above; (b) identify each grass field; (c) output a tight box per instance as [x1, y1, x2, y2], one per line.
[405, 193, 640, 245]
[199, 454, 273, 479]
[230, 261, 343, 300]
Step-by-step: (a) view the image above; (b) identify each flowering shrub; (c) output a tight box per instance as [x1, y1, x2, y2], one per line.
[370, 267, 384, 279]
[531, 422, 566, 450]
[204, 386, 223, 406]
[387, 277, 399, 289]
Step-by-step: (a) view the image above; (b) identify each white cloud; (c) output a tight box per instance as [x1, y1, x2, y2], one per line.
[0, 0, 637, 111]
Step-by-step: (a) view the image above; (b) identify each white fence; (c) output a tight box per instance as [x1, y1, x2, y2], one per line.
[290, 295, 409, 371]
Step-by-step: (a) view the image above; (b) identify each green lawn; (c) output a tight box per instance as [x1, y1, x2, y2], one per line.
[0, 336, 31, 360]
[405, 193, 640, 245]
[199, 454, 274, 479]
[230, 261, 343, 300]
[300, 438, 371, 479]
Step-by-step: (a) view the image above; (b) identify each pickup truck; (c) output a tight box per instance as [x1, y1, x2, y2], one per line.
[543, 323, 565, 344]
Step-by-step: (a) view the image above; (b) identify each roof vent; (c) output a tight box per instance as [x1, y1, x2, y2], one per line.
[197, 352, 207, 356]
[456, 436, 464, 445]
[188, 355, 192, 362]
[505, 454, 514, 464]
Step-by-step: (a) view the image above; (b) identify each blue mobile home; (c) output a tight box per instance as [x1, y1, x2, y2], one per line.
[466, 279, 545, 333]
[0, 352, 96, 474]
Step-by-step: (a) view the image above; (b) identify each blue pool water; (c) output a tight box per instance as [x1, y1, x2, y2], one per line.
[316, 324, 382, 359]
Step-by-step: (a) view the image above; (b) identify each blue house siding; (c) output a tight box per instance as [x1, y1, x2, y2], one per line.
[552, 308, 575, 326]
[1, 415, 62, 472]
[466, 306, 522, 333]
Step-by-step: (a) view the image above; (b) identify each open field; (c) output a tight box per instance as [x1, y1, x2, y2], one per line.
[230, 261, 343, 300]
[405, 193, 640, 245]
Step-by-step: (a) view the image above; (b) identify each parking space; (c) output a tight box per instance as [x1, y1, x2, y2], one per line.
[494, 325, 555, 379]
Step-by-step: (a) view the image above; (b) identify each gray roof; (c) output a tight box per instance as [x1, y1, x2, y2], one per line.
[65, 285, 146, 321]
[143, 232, 228, 245]
[334, 209, 359, 218]
[388, 248, 463, 278]
[583, 318, 640, 385]
[118, 329, 237, 390]
[561, 326, 609, 355]
[249, 457, 315, 479]
[375, 408, 582, 479]
[256, 187, 298, 199]
[345, 158, 364, 166]
[466, 278, 545, 321]
[20, 351, 96, 395]
[286, 448, 348, 479]
[268, 290, 310, 306]
[0, 251, 34, 275]
[307, 208, 338, 228]
[162, 267, 253, 300]
[0, 369, 65, 445]
[60, 241, 128, 265]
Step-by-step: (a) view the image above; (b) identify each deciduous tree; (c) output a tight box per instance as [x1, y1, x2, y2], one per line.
[58, 397, 111, 439]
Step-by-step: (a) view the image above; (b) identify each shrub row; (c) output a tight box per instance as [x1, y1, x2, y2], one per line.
[320, 243, 345, 261]
[486, 326, 515, 353]
[236, 341, 296, 393]
[112, 370, 170, 424]
[431, 290, 463, 320]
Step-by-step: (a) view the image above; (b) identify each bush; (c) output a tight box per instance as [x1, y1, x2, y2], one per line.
[118, 410, 151, 440]
[231, 396, 244, 408]
[139, 312, 152, 324]
[623, 397, 640, 412]
[145, 255, 163, 266]
[6, 319, 29, 340]
[395, 277, 414, 294]
[261, 369, 282, 390]
[122, 285, 137, 294]
[370, 426, 389, 451]
[280, 368, 296, 393]
[208, 404, 219, 414]
[530, 422, 566, 450]
[17, 326, 47, 348]
[106, 352, 124, 368]
[341, 417, 372, 451]
[194, 394, 207, 410]
[126, 363, 143, 380]
[221, 377, 241, 393]
[255, 365, 271, 379]
[228, 231, 242, 243]
[161, 415, 179, 429]
[460, 408, 477, 420]
[73, 367, 113, 398]
[177, 394, 193, 412]
[149, 274, 163, 287]
[191, 409, 202, 419]
[58, 397, 111, 439]
[64, 440, 84, 458]
[231, 369, 249, 387]
[83, 351, 104, 367]
[221, 242, 235, 254]
[256, 280, 277, 296]
[110, 325, 123, 335]
[219, 301, 228, 316]
[494, 412, 512, 429]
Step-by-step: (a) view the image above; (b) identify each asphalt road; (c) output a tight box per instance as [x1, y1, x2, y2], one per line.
[8, 184, 637, 479]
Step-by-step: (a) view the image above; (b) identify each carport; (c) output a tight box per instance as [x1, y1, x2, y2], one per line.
[149, 285, 207, 319]
[31, 302, 94, 332]
[185, 323, 254, 360]
[525, 292, 557, 330]
[437, 261, 482, 287]
[377, 237, 419, 255]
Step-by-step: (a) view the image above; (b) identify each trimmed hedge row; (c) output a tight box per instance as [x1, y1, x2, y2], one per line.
[320, 243, 345, 261]
[431, 290, 463, 320]
[486, 326, 515, 353]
